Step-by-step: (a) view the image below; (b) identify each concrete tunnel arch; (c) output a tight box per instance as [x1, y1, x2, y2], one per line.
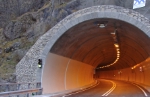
[16, 5, 150, 94]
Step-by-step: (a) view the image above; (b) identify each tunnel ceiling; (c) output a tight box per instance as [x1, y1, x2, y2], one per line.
[50, 18, 150, 71]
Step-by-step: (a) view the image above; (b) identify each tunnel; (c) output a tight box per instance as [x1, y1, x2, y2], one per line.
[16, 5, 150, 96]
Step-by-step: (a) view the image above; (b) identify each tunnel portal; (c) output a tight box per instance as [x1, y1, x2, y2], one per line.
[16, 5, 150, 95]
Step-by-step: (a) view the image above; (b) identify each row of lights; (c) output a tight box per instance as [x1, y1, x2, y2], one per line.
[131, 64, 144, 72]
[131, 64, 140, 70]
[97, 43, 120, 69]
[95, 22, 121, 69]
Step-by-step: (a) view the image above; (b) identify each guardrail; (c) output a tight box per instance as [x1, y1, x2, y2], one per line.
[0, 82, 42, 97]
[0, 82, 41, 92]
[0, 88, 42, 97]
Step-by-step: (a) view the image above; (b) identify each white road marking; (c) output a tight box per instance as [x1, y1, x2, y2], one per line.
[63, 79, 148, 97]
[131, 83, 148, 97]
[62, 80, 99, 97]
[101, 80, 116, 96]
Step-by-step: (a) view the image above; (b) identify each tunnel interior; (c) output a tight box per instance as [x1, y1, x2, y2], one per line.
[50, 18, 150, 71]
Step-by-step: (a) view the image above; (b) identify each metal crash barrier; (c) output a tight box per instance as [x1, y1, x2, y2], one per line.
[0, 82, 42, 97]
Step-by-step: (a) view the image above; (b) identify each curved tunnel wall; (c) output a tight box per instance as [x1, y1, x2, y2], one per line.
[42, 53, 94, 94]
[97, 58, 150, 86]
[16, 5, 150, 95]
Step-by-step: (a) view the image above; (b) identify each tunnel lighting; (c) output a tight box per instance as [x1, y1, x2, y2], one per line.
[97, 29, 121, 69]
[118, 71, 122, 74]
[139, 67, 143, 72]
[98, 24, 107, 28]
[116, 47, 119, 49]
[95, 21, 107, 28]
[116, 48, 119, 51]
[131, 64, 141, 70]
[111, 32, 116, 35]
[114, 44, 119, 47]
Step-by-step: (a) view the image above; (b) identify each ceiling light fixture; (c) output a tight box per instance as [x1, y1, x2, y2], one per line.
[94, 21, 108, 28]
[98, 24, 107, 28]
[114, 43, 119, 47]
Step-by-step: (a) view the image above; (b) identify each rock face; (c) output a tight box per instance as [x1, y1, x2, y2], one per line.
[4, 14, 37, 40]
[1, 0, 150, 83]
[0, 0, 75, 82]
[0, 0, 49, 28]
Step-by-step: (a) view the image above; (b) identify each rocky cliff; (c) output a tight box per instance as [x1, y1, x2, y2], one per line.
[0, 0, 150, 83]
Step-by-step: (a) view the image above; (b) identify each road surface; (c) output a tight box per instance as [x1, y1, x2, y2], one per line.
[62, 79, 150, 97]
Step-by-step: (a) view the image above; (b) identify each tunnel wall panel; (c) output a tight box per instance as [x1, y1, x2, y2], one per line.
[42, 53, 94, 94]
[42, 53, 68, 94]
[66, 60, 94, 89]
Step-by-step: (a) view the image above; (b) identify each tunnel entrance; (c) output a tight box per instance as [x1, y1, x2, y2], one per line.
[16, 5, 150, 95]
[43, 19, 150, 94]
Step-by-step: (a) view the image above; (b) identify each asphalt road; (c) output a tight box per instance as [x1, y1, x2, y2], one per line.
[62, 79, 150, 97]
